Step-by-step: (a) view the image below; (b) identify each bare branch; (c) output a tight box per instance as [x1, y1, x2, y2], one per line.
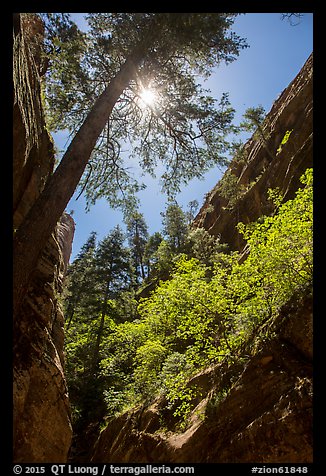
[76, 163, 93, 200]
[281, 13, 304, 26]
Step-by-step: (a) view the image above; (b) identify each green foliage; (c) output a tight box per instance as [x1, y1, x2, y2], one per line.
[239, 105, 275, 159]
[229, 140, 250, 166]
[186, 200, 199, 224]
[94, 225, 133, 295]
[218, 171, 246, 208]
[240, 105, 266, 134]
[166, 379, 203, 428]
[150, 239, 174, 277]
[237, 168, 312, 307]
[143, 231, 164, 276]
[64, 231, 99, 326]
[125, 211, 149, 281]
[138, 256, 222, 366]
[64, 169, 312, 427]
[40, 13, 248, 209]
[133, 340, 167, 397]
[161, 202, 189, 253]
[132, 169, 312, 419]
[39, 13, 88, 132]
[204, 386, 231, 420]
[277, 129, 293, 154]
[186, 227, 228, 268]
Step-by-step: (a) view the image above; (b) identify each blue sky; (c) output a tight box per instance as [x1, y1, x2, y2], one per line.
[52, 13, 313, 261]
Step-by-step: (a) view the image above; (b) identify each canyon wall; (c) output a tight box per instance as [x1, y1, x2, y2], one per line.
[13, 14, 74, 463]
[194, 53, 313, 252]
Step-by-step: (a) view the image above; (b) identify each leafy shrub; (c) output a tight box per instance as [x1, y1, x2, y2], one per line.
[132, 168, 312, 420]
[65, 169, 312, 427]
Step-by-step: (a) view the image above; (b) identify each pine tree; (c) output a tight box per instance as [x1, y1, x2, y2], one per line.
[125, 212, 149, 282]
[143, 232, 164, 278]
[13, 13, 247, 319]
[65, 231, 98, 328]
[240, 106, 275, 161]
[161, 202, 189, 253]
[64, 227, 134, 425]
[91, 226, 132, 370]
[186, 200, 199, 224]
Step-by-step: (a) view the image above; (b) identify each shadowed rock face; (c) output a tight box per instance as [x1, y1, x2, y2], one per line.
[13, 14, 74, 463]
[13, 215, 75, 463]
[194, 54, 313, 252]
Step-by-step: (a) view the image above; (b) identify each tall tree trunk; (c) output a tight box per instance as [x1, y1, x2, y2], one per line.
[66, 301, 76, 329]
[13, 49, 144, 322]
[140, 261, 146, 281]
[135, 225, 146, 281]
[92, 281, 110, 373]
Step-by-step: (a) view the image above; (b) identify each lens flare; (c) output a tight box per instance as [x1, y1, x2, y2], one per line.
[139, 88, 156, 107]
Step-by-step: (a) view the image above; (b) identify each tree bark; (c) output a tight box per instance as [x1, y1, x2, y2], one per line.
[13, 48, 144, 322]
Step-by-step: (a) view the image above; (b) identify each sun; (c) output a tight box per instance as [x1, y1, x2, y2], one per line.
[139, 88, 157, 108]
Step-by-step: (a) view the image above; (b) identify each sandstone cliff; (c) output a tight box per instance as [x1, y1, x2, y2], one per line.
[194, 53, 313, 252]
[13, 14, 74, 463]
[90, 54, 313, 464]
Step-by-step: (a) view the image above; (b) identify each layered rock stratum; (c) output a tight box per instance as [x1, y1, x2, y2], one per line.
[194, 53, 313, 253]
[13, 14, 74, 463]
